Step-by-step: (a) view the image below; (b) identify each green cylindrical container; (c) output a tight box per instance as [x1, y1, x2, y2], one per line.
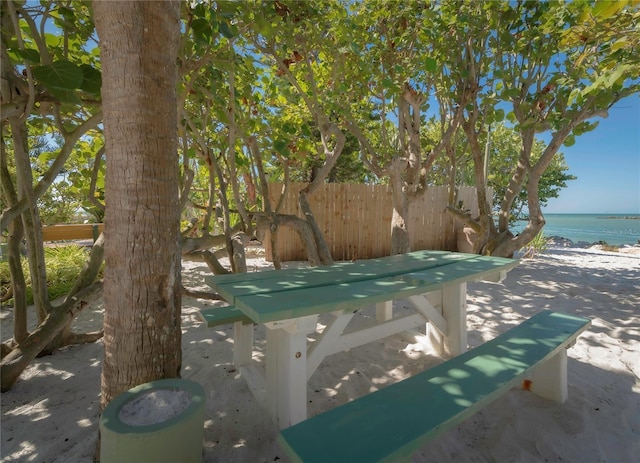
[100, 378, 205, 463]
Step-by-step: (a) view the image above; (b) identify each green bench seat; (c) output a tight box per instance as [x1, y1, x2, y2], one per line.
[197, 305, 252, 328]
[278, 310, 591, 463]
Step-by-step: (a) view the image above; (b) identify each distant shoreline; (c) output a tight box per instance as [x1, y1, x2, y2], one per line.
[597, 216, 640, 220]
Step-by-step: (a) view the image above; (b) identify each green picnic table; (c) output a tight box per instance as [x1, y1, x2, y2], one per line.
[203, 250, 519, 429]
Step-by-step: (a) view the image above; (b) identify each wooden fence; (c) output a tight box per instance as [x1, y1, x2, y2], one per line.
[263, 183, 486, 261]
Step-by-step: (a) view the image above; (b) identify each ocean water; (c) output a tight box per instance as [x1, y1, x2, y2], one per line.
[514, 213, 640, 246]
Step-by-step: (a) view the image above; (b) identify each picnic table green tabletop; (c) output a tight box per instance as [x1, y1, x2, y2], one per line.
[206, 250, 517, 323]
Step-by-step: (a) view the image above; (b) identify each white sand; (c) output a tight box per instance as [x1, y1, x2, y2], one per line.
[118, 388, 192, 427]
[1, 245, 639, 462]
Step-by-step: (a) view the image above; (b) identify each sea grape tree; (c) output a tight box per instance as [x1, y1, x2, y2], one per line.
[428, 121, 576, 222]
[332, 1, 467, 254]
[1, 0, 104, 391]
[444, 0, 640, 256]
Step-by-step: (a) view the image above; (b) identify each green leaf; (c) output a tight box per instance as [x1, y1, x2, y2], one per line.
[16, 48, 41, 64]
[283, 122, 297, 134]
[255, 17, 274, 37]
[503, 88, 520, 99]
[37, 151, 58, 163]
[53, 4, 76, 30]
[610, 38, 629, 52]
[274, 139, 289, 155]
[191, 18, 212, 44]
[563, 133, 576, 147]
[58, 5, 75, 20]
[79, 64, 101, 95]
[48, 87, 82, 105]
[219, 21, 237, 39]
[606, 64, 629, 87]
[33, 60, 84, 90]
[425, 57, 437, 73]
[574, 120, 599, 136]
[381, 77, 394, 88]
[567, 88, 581, 106]
[221, 1, 242, 17]
[593, 0, 626, 19]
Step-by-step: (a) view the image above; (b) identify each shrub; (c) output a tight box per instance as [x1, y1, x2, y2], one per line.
[0, 245, 99, 306]
[597, 241, 619, 252]
[521, 231, 548, 259]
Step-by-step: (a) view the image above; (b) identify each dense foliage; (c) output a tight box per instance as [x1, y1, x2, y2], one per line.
[4, 1, 637, 241]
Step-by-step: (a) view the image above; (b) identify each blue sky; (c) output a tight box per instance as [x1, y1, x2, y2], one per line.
[542, 95, 640, 214]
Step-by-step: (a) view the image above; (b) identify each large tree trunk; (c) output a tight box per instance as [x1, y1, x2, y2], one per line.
[298, 190, 332, 264]
[389, 157, 411, 255]
[389, 85, 432, 256]
[94, 0, 182, 408]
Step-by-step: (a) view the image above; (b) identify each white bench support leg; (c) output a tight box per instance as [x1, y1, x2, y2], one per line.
[442, 282, 467, 356]
[233, 321, 253, 367]
[266, 316, 318, 429]
[528, 348, 568, 404]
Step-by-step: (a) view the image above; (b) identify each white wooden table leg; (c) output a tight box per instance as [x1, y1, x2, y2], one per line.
[375, 300, 393, 322]
[442, 282, 467, 356]
[265, 316, 318, 429]
[233, 321, 253, 367]
[528, 348, 568, 403]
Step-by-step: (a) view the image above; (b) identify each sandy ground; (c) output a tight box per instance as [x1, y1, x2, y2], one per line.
[1, 245, 639, 463]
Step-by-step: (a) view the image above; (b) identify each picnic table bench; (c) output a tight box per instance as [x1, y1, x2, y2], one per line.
[199, 305, 251, 327]
[278, 310, 591, 463]
[201, 250, 520, 429]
